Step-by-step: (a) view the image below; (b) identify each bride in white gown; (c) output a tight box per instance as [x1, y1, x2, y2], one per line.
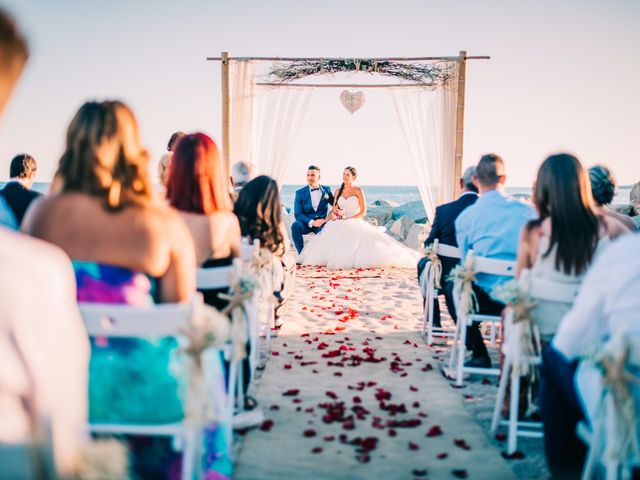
[298, 166, 422, 269]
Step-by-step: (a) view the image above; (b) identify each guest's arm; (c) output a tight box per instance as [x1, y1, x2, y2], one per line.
[160, 213, 197, 303]
[516, 221, 541, 276]
[228, 214, 241, 258]
[424, 207, 441, 246]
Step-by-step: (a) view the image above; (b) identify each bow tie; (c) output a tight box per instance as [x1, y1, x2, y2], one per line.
[310, 187, 320, 192]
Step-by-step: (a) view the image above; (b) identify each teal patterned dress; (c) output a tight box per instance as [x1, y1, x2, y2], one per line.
[74, 261, 232, 480]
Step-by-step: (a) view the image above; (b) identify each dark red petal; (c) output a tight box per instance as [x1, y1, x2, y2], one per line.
[311, 447, 323, 454]
[303, 429, 317, 438]
[452, 469, 468, 478]
[260, 419, 274, 432]
[426, 425, 443, 437]
[283, 389, 300, 396]
[409, 442, 420, 451]
[495, 433, 507, 442]
[412, 469, 428, 477]
[437, 452, 448, 459]
[501, 450, 526, 460]
[454, 438, 471, 451]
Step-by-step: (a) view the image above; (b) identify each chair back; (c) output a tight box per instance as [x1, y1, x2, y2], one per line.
[240, 238, 260, 263]
[435, 240, 461, 259]
[196, 258, 242, 291]
[527, 276, 580, 304]
[469, 250, 516, 277]
[80, 294, 202, 338]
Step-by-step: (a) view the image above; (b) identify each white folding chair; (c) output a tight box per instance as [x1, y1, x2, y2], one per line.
[420, 240, 461, 345]
[0, 419, 56, 480]
[80, 293, 226, 479]
[578, 334, 640, 480]
[491, 271, 580, 454]
[239, 238, 262, 379]
[447, 250, 516, 386]
[196, 259, 252, 419]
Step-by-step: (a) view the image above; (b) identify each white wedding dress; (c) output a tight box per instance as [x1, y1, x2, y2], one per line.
[298, 196, 422, 269]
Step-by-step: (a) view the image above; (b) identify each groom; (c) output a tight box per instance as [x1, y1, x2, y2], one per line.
[291, 165, 334, 254]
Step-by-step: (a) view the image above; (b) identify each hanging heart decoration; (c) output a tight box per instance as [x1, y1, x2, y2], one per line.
[339, 90, 366, 114]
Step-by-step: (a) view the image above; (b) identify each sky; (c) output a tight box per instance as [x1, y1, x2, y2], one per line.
[0, 0, 638, 187]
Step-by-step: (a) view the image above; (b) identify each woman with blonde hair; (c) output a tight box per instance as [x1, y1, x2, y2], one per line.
[23, 101, 231, 478]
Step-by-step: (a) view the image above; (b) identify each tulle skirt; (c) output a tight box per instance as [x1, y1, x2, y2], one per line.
[299, 218, 421, 269]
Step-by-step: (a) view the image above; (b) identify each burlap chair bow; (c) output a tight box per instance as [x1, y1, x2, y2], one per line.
[423, 242, 442, 289]
[448, 254, 478, 317]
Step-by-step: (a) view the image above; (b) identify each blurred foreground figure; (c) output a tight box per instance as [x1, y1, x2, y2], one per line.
[0, 9, 89, 478]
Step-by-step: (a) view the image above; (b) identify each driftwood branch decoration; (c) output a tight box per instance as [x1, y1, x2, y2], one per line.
[265, 59, 454, 87]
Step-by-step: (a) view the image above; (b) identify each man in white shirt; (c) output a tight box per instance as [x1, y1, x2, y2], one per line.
[542, 234, 640, 477]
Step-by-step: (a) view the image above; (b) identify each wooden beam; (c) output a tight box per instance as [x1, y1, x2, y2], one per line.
[206, 55, 490, 62]
[453, 50, 467, 199]
[256, 82, 437, 88]
[221, 52, 231, 181]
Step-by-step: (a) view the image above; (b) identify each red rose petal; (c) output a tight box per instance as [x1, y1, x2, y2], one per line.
[426, 425, 443, 437]
[326, 391, 338, 399]
[303, 429, 317, 438]
[283, 389, 300, 396]
[323, 435, 335, 442]
[412, 469, 428, 477]
[409, 442, 420, 451]
[452, 469, 468, 479]
[501, 450, 526, 460]
[260, 419, 274, 432]
[454, 438, 471, 451]
[495, 433, 507, 442]
[284, 364, 292, 370]
[311, 447, 323, 454]
[412, 401, 420, 408]
[481, 378, 492, 385]
[388, 428, 397, 437]
[437, 452, 448, 459]
[356, 453, 371, 464]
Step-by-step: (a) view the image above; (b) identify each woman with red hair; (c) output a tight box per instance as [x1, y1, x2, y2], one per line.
[166, 132, 240, 265]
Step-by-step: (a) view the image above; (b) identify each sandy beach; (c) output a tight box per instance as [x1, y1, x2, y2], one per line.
[233, 265, 547, 479]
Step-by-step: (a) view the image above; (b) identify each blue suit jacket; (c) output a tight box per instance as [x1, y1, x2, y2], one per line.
[294, 185, 334, 225]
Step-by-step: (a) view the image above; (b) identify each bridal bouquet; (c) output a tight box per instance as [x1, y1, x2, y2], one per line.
[333, 208, 345, 220]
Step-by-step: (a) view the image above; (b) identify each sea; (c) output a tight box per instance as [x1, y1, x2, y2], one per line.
[3, 182, 633, 211]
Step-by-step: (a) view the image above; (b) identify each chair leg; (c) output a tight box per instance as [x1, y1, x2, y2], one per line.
[426, 281, 435, 345]
[455, 317, 468, 387]
[181, 426, 197, 480]
[507, 364, 520, 454]
[492, 356, 511, 433]
[581, 424, 601, 480]
[448, 313, 462, 370]
[490, 322, 498, 348]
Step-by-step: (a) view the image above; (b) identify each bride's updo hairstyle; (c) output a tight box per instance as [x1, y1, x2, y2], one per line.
[234, 175, 285, 255]
[55, 100, 153, 210]
[335, 166, 357, 204]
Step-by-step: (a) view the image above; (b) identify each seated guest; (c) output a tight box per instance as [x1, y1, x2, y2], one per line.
[0, 153, 41, 225]
[157, 131, 185, 187]
[231, 160, 255, 194]
[166, 132, 241, 267]
[0, 9, 88, 478]
[418, 165, 478, 326]
[234, 175, 295, 326]
[455, 153, 537, 367]
[541, 234, 640, 478]
[23, 101, 231, 479]
[589, 164, 636, 232]
[518, 154, 629, 340]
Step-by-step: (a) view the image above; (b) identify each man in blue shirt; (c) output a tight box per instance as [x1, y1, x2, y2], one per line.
[455, 154, 537, 367]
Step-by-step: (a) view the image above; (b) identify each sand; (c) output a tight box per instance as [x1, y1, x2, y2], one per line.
[233, 265, 541, 479]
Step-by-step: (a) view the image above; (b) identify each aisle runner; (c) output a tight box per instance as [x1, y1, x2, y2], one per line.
[234, 266, 514, 480]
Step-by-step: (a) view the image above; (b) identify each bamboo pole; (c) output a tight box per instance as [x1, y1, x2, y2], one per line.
[453, 50, 467, 199]
[221, 52, 231, 181]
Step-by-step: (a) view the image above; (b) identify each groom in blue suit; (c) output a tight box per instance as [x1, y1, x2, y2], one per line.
[291, 165, 334, 254]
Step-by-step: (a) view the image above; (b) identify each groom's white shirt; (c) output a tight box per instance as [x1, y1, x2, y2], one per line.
[309, 185, 322, 211]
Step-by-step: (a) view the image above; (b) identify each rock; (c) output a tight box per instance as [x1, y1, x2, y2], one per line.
[632, 215, 640, 232]
[370, 199, 398, 208]
[392, 201, 428, 224]
[611, 204, 637, 217]
[404, 224, 429, 250]
[389, 215, 414, 240]
[629, 182, 640, 212]
[362, 216, 378, 227]
[511, 193, 532, 203]
[366, 205, 393, 226]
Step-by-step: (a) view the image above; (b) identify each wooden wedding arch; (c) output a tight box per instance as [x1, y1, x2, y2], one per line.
[206, 51, 489, 198]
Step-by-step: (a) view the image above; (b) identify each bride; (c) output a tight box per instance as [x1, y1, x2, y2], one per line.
[298, 166, 422, 269]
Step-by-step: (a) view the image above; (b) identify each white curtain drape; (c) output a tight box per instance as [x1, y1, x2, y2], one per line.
[388, 63, 459, 221]
[229, 60, 257, 166]
[251, 86, 313, 185]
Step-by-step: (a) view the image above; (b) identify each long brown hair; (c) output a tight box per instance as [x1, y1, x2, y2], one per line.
[166, 132, 233, 214]
[335, 166, 357, 205]
[234, 175, 284, 254]
[533, 153, 600, 275]
[55, 100, 153, 210]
